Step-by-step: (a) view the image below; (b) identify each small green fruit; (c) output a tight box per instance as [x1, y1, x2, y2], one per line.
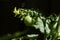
[24, 15, 32, 26]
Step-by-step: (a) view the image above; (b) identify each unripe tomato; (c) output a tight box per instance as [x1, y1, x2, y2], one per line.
[24, 15, 32, 26]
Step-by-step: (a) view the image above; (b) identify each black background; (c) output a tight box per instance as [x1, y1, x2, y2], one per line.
[0, 0, 60, 36]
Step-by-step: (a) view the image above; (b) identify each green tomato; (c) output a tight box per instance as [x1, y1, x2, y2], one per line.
[24, 15, 33, 26]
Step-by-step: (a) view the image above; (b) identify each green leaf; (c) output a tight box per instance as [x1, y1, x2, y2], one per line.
[33, 17, 44, 33]
[58, 23, 60, 37]
[45, 23, 50, 34]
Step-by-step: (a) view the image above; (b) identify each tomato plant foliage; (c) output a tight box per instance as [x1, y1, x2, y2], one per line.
[13, 7, 60, 40]
[0, 7, 60, 40]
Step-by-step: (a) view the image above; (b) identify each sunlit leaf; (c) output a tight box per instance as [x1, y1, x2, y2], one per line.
[33, 17, 44, 33]
[45, 23, 50, 34]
